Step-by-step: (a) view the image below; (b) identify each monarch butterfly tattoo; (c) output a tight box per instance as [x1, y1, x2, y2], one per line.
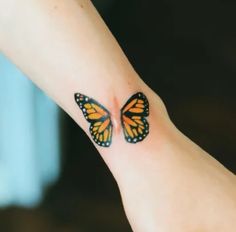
[74, 92, 149, 147]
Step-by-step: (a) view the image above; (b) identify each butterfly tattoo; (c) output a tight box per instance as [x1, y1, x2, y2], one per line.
[74, 92, 149, 147]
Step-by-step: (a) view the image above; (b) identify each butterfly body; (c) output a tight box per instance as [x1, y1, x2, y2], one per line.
[75, 92, 149, 147]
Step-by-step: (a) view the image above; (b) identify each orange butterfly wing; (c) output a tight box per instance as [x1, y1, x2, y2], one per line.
[121, 92, 149, 143]
[75, 93, 112, 147]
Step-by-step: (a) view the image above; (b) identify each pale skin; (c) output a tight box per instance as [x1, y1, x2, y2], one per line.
[0, 0, 235, 231]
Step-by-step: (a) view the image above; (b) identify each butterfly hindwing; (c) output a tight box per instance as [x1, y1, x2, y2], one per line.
[121, 92, 149, 143]
[74, 93, 113, 147]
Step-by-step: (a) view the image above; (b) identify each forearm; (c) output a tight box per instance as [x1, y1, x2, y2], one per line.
[0, 1, 235, 231]
[0, 0, 168, 168]
[0, 0, 172, 228]
[0, 1, 165, 127]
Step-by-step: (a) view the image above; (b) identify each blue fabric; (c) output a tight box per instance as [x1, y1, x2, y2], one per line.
[0, 53, 60, 207]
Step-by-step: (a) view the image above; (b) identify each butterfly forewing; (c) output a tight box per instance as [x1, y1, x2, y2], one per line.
[121, 92, 149, 143]
[74, 93, 113, 147]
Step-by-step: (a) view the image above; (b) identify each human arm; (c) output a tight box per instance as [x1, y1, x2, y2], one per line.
[0, 0, 236, 231]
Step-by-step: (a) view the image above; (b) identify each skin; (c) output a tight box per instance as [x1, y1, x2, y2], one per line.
[0, 0, 235, 231]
